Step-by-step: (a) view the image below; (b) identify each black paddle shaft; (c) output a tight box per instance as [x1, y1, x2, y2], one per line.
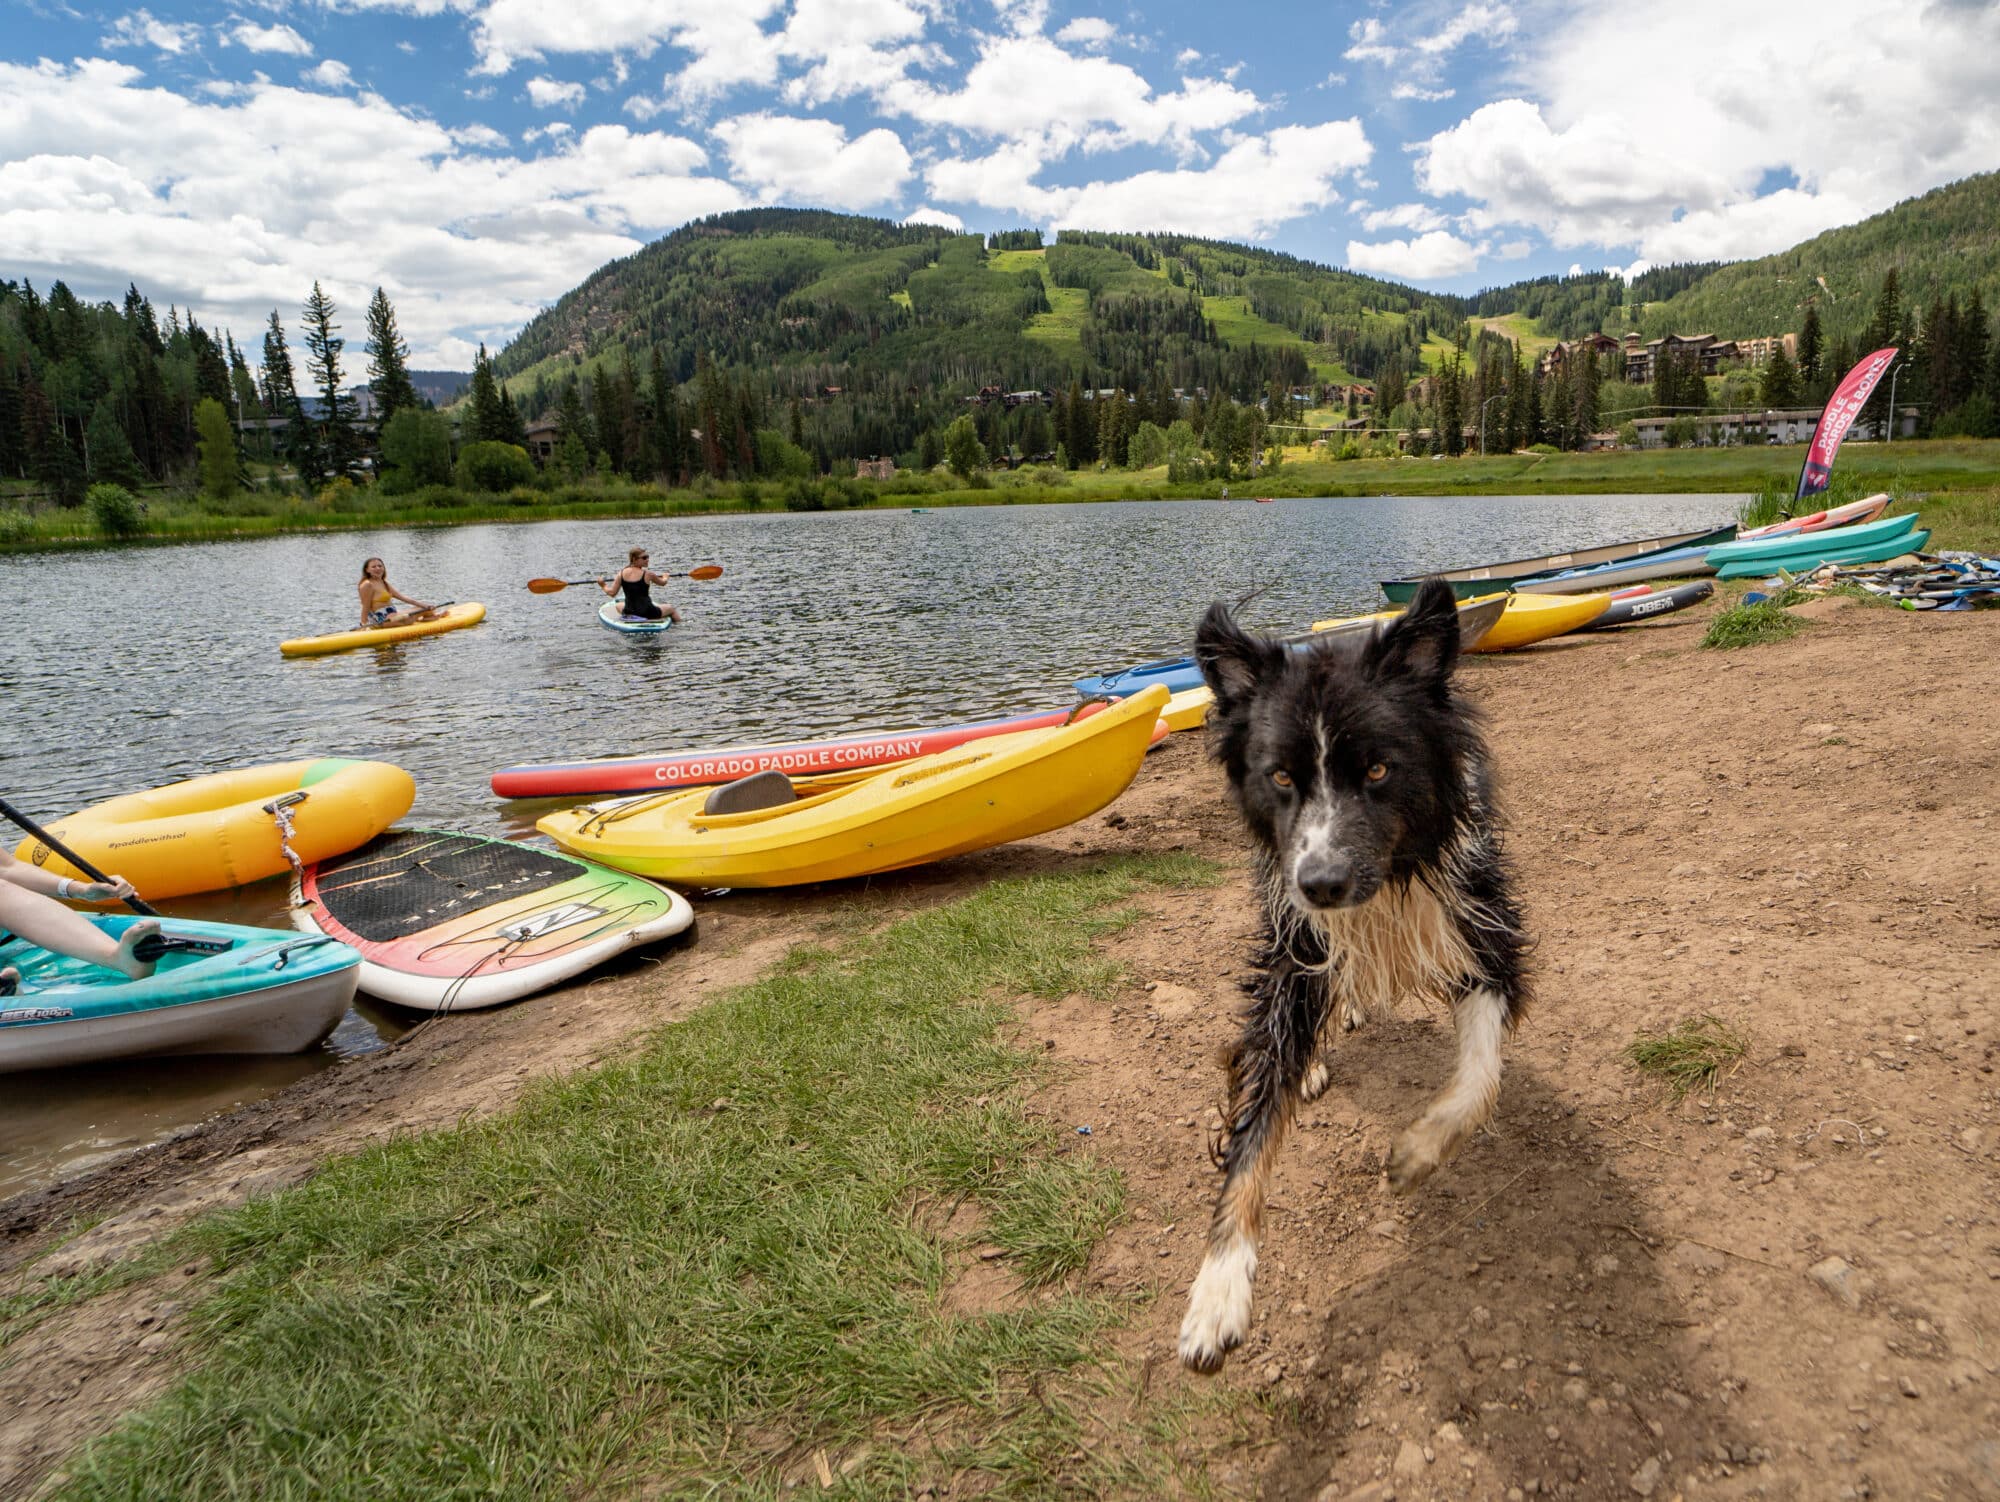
[0, 794, 160, 917]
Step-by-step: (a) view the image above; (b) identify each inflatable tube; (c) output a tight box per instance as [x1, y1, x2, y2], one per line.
[280, 602, 486, 657]
[16, 758, 415, 899]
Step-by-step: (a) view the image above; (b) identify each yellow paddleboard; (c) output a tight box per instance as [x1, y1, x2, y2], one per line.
[539, 686, 1169, 887]
[281, 602, 486, 657]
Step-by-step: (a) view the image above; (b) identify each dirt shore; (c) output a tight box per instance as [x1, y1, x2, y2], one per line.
[4, 595, 1998, 1499]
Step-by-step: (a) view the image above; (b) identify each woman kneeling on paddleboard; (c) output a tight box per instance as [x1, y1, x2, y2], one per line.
[601, 548, 683, 623]
[358, 557, 439, 629]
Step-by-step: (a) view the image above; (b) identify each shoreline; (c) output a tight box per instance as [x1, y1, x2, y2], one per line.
[6, 438, 1998, 554]
[4, 589, 1997, 1496]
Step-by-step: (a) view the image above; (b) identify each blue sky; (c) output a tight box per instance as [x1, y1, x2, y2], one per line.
[5, 0, 1996, 364]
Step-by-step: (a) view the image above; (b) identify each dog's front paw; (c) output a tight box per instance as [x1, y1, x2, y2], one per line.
[1300, 1058, 1332, 1102]
[1339, 996, 1366, 1033]
[1386, 1123, 1446, 1194]
[1178, 1242, 1257, 1373]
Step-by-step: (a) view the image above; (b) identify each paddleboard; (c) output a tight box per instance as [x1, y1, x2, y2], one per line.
[281, 602, 486, 657]
[598, 600, 674, 634]
[295, 828, 693, 1011]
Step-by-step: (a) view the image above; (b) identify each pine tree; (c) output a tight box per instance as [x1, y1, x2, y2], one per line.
[1760, 345, 1800, 407]
[300, 282, 361, 483]
[556, 377, 595, 457]
[496, 382, 527, 448]
[1867, 268, 1901, 350]
[364, 288, 420, 422]
[467, 346, 507, 443]
[260, 309, 312, 483]
[195, 397, 240, 499]
[85, 398, 145, 489]
[1797, 304, 1824, 389]
[0, 362, 24, 479]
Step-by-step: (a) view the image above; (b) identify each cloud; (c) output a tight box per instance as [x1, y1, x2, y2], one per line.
[1359, 201, 1449, 233]
[1343, 18, 1398, 65]
[230, 22, 314, 56]
[102, 10, 201, 54]
[1497, 239, 1531, 259]
[1346, 230, 1483, 280]
[712, 113, 912, 209]
[903, 203, 963, 230]
[1390, 82, 1454, 101]
[306, 59, 355, 88]
[0, 58, 743, 365]
[526, 76, 586, 108]
[1412, 3, 1516, 55]
[1055, 17, 1118, 50]
[1175, 47, 1201, 66]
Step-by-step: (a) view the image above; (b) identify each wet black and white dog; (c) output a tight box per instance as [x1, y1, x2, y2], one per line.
[1178, 578, 1531, 1373]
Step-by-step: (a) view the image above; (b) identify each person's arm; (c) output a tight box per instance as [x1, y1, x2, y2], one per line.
[0, 846, 136, 902]
[600, 575, 619, 597]
[388, 585, 432, 611]
[646, 569, 669, 585]
[359, 581, 373, 627]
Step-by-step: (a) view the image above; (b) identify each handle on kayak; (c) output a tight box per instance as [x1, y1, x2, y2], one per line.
[131, 932, 236, 962]
[0, 793, 160, 917]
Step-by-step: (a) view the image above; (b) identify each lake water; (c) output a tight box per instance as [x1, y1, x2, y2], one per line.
[0, 491, 1736, 1196]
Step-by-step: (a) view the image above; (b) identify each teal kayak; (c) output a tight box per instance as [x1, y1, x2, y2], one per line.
[1715, 529, 1930, 581]
[1703, 512, 1918, 568]
[0, 914, 359, 1072]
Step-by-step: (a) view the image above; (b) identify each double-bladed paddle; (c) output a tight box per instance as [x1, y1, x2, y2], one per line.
[527, 565, 723, 593]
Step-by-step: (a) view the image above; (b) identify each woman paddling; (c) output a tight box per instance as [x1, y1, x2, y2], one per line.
[0, 847, 156, 996]
[358, 557, 440, 629]
[600, 548, 682, 624]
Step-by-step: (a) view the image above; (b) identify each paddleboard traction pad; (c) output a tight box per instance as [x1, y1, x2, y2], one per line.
[312, 831, 586, 942]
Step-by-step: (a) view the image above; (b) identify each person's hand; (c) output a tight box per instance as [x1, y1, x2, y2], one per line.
[73, 875, 137, 902]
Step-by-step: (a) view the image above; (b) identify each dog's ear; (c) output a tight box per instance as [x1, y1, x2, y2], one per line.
[1196, 601, 1285, 707]
[1368, 577, 1461, 686]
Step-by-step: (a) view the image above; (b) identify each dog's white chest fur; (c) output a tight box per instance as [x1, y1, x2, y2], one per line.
[1302, 878, 1475, 1016]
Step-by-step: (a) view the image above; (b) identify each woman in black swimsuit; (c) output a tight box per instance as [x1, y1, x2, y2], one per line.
[599, 547, 683, 623]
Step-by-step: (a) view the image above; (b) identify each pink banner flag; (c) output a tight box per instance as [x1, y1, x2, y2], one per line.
[1795, 346, 1899, 501]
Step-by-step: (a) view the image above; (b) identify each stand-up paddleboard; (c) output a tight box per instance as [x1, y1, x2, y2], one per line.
[598, 600, 674, 634]
[281, 603, 486, 657]
[295, 828, 693, 1011]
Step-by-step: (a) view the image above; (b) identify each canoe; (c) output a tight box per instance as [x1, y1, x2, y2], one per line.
[492, 701, 1130, 799]
[281, 602, 486, 657]
[297, 829, 694, 1011]
[598, 600, 673, 635]
[1379, 525, 1737, 603]
[1579, 580, 1714, 630]
[1072, 594, 1509, 700]
[1309, 591, 1607, 652]
[1737, 493, 1889, 540]
[15, 759, 415, 899]
[1, 915, 358, 1073]
[1703, 511, 1918, 568]
[537, 685, 1168, 888]
[1515, 542, 1718, 593]
[1715, 530, 1930, 581]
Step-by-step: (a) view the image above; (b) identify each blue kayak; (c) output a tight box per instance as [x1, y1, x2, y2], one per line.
[1703, 511, 1919, 568]
[0, 914, 359, 1072]
[598, 600, 674, 634]
[1715, 528, 1930, 581]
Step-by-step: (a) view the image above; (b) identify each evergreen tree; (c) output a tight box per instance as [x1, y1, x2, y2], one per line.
[364, 288, 420, 421]
[590, 364, 623, 474]
[300, 282, 360, 483]
[916, 426, 941, 471]
[556, 377, 595, 457]
[0, 362, 24, 479]
[496, 382, 528, 448]
[85, 398, 144, 489]
[1760, 345, 1801, 407]
[467, 344, 507, 443]
[1438, 356, 1464, 455]
[1205, 398, 1234, 480]
[195, 397, 240, 499]
[1797, 304, 1824, 388]
[1866, 268, 1902, 350]
[260, 309, 312, 483]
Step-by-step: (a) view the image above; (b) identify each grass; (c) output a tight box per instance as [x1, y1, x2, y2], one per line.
[39, 854, 1224, 1500]
[1623, 1016, 1750, 1098]
[1699, 598, 1808, 650]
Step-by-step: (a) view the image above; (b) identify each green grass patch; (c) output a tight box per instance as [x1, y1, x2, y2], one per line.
[1622, 1016, 1750, 1099]
[1699, 598, 1807, 649]
[45, 856, 1221, 1500]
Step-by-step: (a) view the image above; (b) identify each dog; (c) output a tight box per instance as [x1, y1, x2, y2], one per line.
[1177, 577, 1530, 1373]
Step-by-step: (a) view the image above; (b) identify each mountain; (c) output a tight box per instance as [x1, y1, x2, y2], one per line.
[409, 369, 471, 407]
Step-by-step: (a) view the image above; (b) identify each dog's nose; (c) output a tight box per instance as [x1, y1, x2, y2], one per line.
[1295, 859, 1354, 908]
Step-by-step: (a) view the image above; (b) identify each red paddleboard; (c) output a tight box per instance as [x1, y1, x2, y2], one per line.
[493, 702, 1130, 800]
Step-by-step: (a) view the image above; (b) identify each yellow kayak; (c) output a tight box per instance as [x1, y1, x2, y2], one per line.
[281, 602, 486, 657]
[1161, 686, 1215, 732]
[538, 685, 1169, 887]
[1304, 592, 1508, 649]
[1310, 591, 1609, 653]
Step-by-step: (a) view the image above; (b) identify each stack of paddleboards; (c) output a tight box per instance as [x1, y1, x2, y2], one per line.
[296, 829, 692, 1011]
[1704, 511, 1928, 580]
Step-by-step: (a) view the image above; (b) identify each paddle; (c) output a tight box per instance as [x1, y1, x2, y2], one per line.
[0, 793, 160, 917]
[528, 565, 723, 594]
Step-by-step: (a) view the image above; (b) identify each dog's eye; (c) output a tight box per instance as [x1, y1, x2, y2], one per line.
[1366, 762, 1389, 783]
[1270, 769, 1293, 789]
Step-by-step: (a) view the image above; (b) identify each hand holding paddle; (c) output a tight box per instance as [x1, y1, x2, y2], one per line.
[528, 565, 722, 594]
[0, 794, 159, 916]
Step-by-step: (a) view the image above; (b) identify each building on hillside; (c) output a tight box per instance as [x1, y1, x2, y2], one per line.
[1734, 333, 1798, 366]
[524, 419, 560, 465]
[1630, 405, 1916, 448]
[1622, 333, 1740, 384]
[854, 456, 896, 480]
[1536, 333, 1622, 377]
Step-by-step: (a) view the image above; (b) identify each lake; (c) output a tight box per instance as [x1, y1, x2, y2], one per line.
[0, 491, 1736, 1195]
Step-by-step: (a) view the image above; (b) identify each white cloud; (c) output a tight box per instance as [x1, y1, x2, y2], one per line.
[450, 123, 510, 149]
[230, 22, 314, 56]
[1390, 82, 1454, 101]
[1343, 18, 1398, 65]
[1497, 239, 1531, 259]
[1175, 47, 1201, 66]
[0, 58, 743, 365]
[1346, 230, 1483, 280]
[903, 203, 964, 230]
[102, 10, 201, 54]
[1359, 201, 1449, 234]
[306, 59, 355, 89]
[1055, 17, 1118, 50]
[712, 112, 912, 208]
[1412, 0, 2000, 265]
[526, 76, 586, 108]
[1413, 3, 1516, 55]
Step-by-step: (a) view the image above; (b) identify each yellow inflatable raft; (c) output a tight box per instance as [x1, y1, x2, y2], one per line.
[539, 686, 1168, 888]
[280, 602, 486, 657]
[18, 759, 415, 898]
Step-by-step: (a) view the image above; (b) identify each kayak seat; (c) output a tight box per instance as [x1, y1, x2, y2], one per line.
[702, 770, 798, 816]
